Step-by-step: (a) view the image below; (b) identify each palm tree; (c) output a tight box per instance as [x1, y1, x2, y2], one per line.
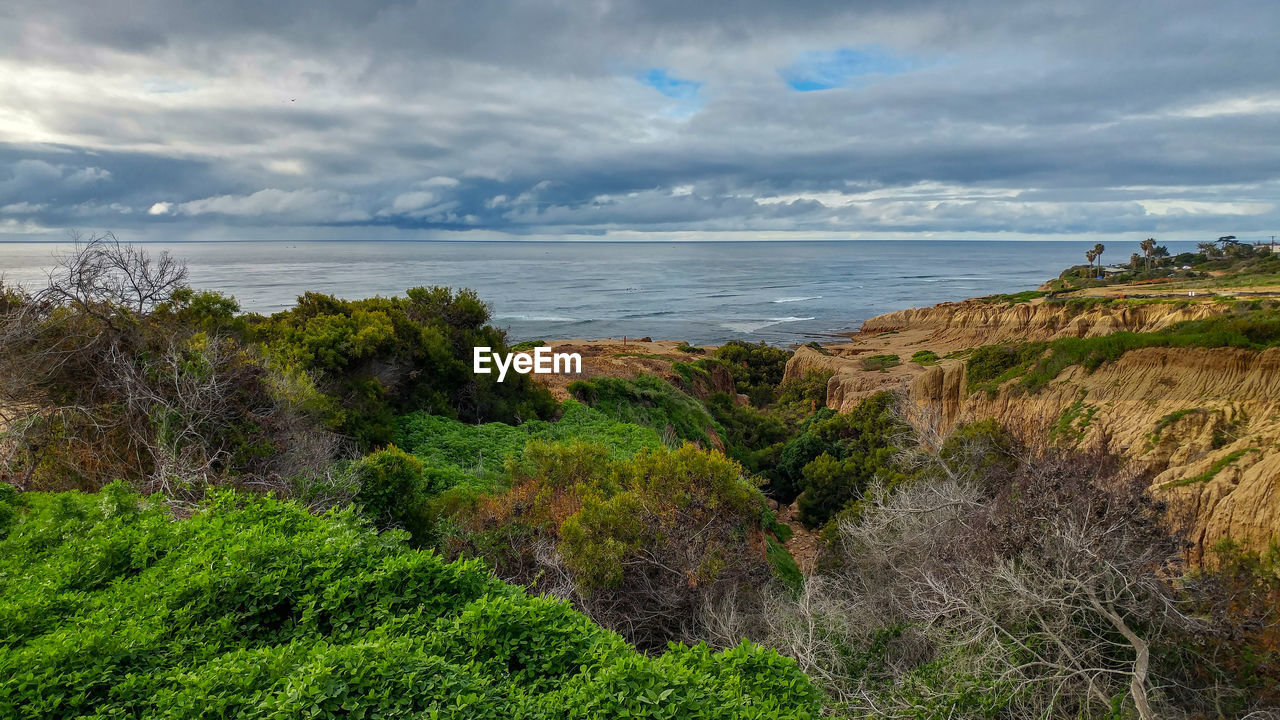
[1085, 249, 1097, 275]
[1093, 243, 1105, 273]
[1140, 238, 1157, 271]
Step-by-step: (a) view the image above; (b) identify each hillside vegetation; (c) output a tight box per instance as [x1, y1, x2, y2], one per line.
[3, 237, 1280, 719]
[0, 486, 819, 720]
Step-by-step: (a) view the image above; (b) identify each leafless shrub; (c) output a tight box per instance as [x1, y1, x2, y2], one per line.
[713, 414, 1273, 719]
[0, 233, 349, 498]
[41, 230, 188, 318]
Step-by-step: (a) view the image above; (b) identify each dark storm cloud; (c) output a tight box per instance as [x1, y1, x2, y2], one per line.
[1, 0, 1278, 240]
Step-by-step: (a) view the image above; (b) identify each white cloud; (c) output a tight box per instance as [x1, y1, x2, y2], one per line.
[1139, 200, 1274, 216]
[1, 202, 47, 213]
[390, 191, 437, 211]
[175, 188, 370, 223]
[148, 202, 172, 215]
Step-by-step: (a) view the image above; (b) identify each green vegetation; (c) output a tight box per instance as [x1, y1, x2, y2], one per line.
[909, 349, 940, 365]
[1151, 408, 1205, 442]
[249, 286, 557, 447]
[447, 441, 791, 649]
[965, 342, 1048, 394]
[510, 339, 546, 352]
[963, 307, 1280, 396]
[1048, 391, 1097, 445]
[1162, 448, 1256, 488]
[770, 392, 906, 529]
[12, 238, 1280, 718]
[860, 354, 900, 372]
[0, 487, 820, 719]
[977, 289, 1047, 304]
[676, 342, 705, 354]
[713, 340, 791, 407]
[569, 374, 721, 446]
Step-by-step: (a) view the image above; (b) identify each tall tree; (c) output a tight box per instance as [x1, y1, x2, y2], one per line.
[1092, 243, 1105, 273]
[1140, 238, 1157, 271]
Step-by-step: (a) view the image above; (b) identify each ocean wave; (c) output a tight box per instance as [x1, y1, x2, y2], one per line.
[721, 316, 815, 334]
[772, 295, 822, 303]
[495, 314, 578, 323]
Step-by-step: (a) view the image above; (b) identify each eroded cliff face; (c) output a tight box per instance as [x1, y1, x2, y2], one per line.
[793, 298, 1280, 560]
[861, 299, 1229, 346]
[906, 349, 1280, 561]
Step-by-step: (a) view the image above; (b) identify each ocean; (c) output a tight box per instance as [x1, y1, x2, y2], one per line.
[0, 240, 1200, 346]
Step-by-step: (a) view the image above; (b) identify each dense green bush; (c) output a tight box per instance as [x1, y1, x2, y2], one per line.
[249, 287, 557, 447]
[449, 441, 788, 649]
[0, 487, 820, 719]
[353, 445, 436, 543]
[396, 401, 663, 475]
[789, 393, 906, 528]
[860, 354, 900, 371]
[965, 342, 1049, 393]
[910, 349, 940, 365]
[569, 374, 723, 447]
[713, 341, 792, 407]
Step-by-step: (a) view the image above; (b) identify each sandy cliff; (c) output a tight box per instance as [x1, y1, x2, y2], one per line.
[861, 298, 1229, 345]
[790, 296, 1280, 559]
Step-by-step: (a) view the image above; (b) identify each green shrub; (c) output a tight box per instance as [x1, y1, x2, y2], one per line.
[569, 374, 722, 447]
[0, 488, 820, 719]
[250, 287, 557, 447]
[910, 349, 940, 365]
[965, 342, 1048, 393]
[793, 393, 906, 528]
[861, 354, 900, 372]
[354, 445, 435, 543]
[396, 401, 663, 476]
[713, 340, 792, 407]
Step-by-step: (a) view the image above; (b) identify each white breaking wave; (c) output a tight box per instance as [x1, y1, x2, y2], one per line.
[721, 316, 815, 334]
[772, 295, 822, 303]
[494, 314, 578, 322]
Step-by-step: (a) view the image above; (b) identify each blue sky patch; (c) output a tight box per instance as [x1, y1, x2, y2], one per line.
[640, 68, 702, 99]
[780, 47, 916, 91]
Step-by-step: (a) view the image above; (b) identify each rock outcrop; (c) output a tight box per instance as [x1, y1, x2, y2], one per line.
[793, 297, 1280, 560]
[862, 298, 1229, 346]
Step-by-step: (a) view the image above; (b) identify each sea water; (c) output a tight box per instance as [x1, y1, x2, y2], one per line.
[0, 240, 1200, 346]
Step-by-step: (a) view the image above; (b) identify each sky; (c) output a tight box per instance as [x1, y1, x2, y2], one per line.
[1, 0, 1278, 242]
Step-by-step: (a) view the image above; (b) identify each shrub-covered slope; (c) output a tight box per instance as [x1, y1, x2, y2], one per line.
[0, 486, 819, 719]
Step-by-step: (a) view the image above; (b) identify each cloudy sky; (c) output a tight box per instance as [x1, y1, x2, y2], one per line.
[1, 0, 1278, 241]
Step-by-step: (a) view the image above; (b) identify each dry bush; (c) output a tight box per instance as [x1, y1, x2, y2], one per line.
[713, 414, 1278, 719]
[0, 233, 350, 499]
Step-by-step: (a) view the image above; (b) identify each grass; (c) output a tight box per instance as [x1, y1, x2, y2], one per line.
[1151, 408, 1204, 442]
[910, 349, 940, 365]
[1162, 449, 1256, 489]
[977, 290, 1047, 305]
[965, 342, 1048, 394]
[569, 374, 723, 447]
[862, 354, 901, 372]
[1048, 391, 1096, 445]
